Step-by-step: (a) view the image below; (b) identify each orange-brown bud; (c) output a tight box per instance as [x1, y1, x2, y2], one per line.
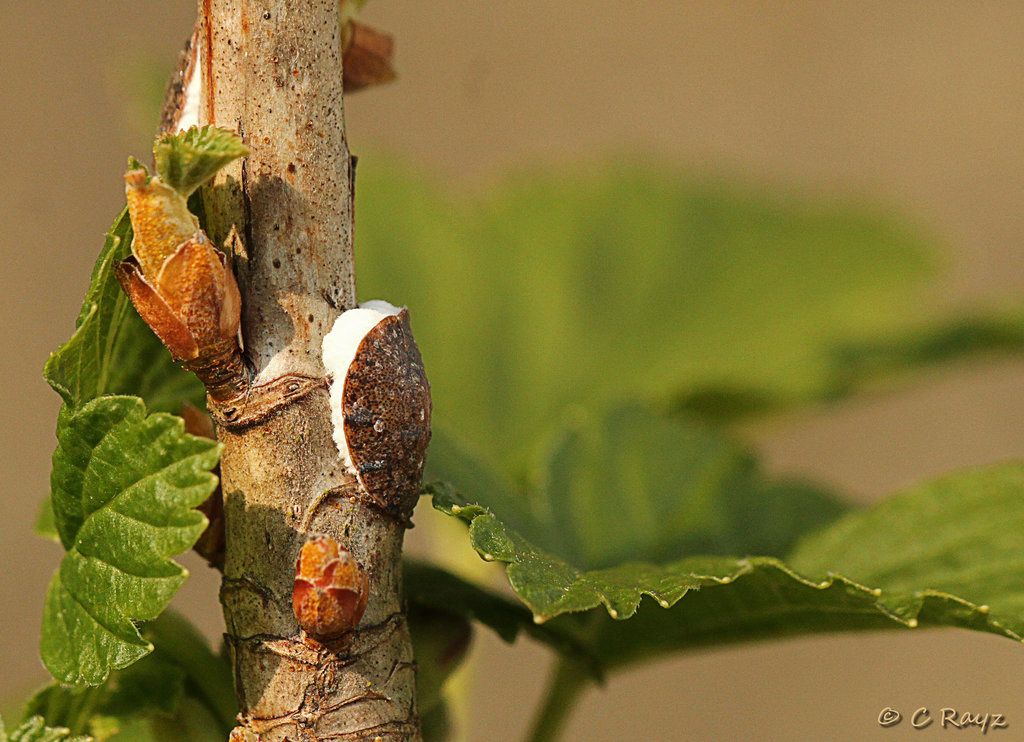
[118, 168, 245, 402]
[115, 232, 240, 362]
[124, 169, 200, 278]
[342, 21, 396, 92]
[293, 535, 369, 641]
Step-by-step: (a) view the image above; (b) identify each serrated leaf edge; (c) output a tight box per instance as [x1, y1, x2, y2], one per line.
[428, 483, 1024, 643]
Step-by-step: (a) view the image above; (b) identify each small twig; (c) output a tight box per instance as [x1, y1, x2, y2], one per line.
[523, 656, 590, 742]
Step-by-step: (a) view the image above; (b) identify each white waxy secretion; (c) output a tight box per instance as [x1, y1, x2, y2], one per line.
[173, 41, 202, 134]
[321, 300, 403, 472]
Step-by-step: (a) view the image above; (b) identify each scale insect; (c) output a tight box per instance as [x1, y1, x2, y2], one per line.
[321, 301, 431, 522]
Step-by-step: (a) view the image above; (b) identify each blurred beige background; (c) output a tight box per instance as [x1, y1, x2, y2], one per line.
[5, 2, 1024, 740]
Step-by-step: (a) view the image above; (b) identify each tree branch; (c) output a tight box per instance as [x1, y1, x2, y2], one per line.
[197, 1, 422, 739]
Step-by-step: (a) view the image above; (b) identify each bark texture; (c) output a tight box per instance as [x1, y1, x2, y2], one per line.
[198, 1, 422, 739]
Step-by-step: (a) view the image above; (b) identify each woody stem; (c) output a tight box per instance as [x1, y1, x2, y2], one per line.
[199, 1, 421, 739]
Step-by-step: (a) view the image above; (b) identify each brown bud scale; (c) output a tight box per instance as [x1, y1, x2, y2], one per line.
[342, 21, 397, 92]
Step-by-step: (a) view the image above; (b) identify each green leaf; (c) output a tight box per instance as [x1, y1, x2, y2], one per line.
[790, 462, 1024, 622]
[566, 557, 1014, 672]
[357, 159, 952, 468]
[586, 463, 1024, 670]
[674, 313, 1024, 422]
[153, 126, 248, 197]
[27, 612, 235, 742]
[42, 396, 220, 685]
[425, 403, 846, 620]
[0, 717, 89, 742]
[825, 313, 1024, 398]
[427, 406, 845, 570]
[43, 209, 204, 414]
[44, 209, 134, 408]
[428, 406, 1024, 673]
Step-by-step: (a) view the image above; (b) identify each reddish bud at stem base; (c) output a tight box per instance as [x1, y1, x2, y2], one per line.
[293, 535, 370, 641]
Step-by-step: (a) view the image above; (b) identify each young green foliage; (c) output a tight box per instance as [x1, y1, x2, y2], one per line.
[28, 612, 236, 742]
[38, 129, 244, 688]
[42, 396, 219, 685]
[153, 126, 249, 197]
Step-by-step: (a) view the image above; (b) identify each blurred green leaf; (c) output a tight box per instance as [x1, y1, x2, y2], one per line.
[0, 716, 88, 742]
[825, 313, 1024, 398]
[675, 313, 1024, 422]
[427, 406, 845, 570]
[357, 159, 952, 467]
[418, 702, 451, 742]
[35, 501, 58, 542]
[139, 612, 236, 735]
[43, 397, 219, 685]
[340, 0, 369, 21]
[404, 561, 600, 677]
[142, 697, 225, 742]
[407, 603, 471, 718]
[26, 664, 182, 742]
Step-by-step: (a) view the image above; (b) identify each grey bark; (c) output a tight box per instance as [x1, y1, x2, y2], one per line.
[197, 1, 422, 739]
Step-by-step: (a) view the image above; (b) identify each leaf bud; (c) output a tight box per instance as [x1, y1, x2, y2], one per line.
[116, 230, 241, 363]
[293, 535, 370, 641]
[124, 168, 200, 279]
[117, 128, 249, 403]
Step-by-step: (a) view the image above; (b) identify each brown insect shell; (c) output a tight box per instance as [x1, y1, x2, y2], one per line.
[338, 308, 432, 521]
[115, 232, 241, 362]
[292, 535, 370, 641]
